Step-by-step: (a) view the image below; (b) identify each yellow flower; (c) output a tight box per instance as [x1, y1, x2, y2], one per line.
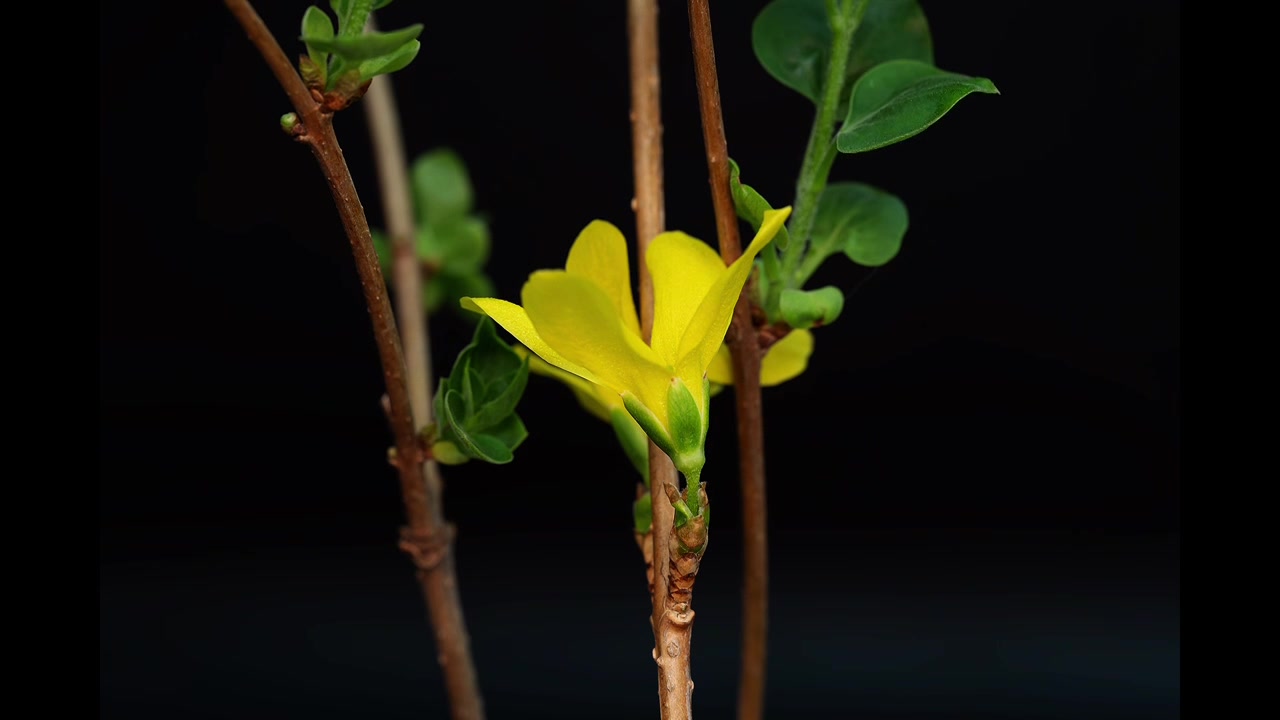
[462, 207, 791, 476]
[706, 328, 815, 387]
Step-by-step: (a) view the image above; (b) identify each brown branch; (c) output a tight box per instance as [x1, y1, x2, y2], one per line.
[223, 3, 483, 719]
[687, 1, 770, 719]
[628, 1, 692, 718]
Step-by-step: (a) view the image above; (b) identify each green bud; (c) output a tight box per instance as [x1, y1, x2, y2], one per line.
[432, 440, 469, 466]
[280, 113, 301, 134]
[666, 377, 706, 477]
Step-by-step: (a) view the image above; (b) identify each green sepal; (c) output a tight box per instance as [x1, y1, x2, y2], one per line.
[836, 59, 999, 155]
[623, 393, 674, 459]
[611, 408, 651, 482]
[780, 286, 844, 329]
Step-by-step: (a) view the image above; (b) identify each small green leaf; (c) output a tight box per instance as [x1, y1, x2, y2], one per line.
[810, 182, 908, 267]
[779, 286, 844, 329]
[330, 0, 373, 37]
[463, 316, 523, 385]
[464, 432, 515, 464]
[467, 358, 529, 431]
[752, 0, 932, 114]
[301, 6, 335, 73]
[358, 39, 420, 82]
[303, 24, 423, 61]
[373, 0, 394, 8]
[412, 149, 474, 227]
[633, 492, 653, 534]
[611, 408, 651, 481]
[484, 413, 529, 453]
[728, 159, 790, 252]
[435, 216, 490, 275]
[836, 59, 998, 154]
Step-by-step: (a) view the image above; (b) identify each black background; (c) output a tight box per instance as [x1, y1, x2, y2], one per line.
[100, 1, 1180, 718]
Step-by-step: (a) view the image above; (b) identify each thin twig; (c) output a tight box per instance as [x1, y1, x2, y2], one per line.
[628, 1, 691, 718]
[223, 3, 483, 718]
[686, 1, 770, 719]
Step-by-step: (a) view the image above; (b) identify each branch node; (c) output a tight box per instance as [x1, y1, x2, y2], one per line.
[398, 524, 456, 572]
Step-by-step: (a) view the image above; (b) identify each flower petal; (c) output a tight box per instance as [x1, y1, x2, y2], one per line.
[521, 270, 672, 424]
[706, 343, 734, 385]
[461, 297, 603, 387]
[701, 328, 812, 387]
[647, 231, 726, 365]
[517, 345, 618, 422]
[677, 207, 791, 371]
[761, 328, 814, 386]
[566, 221, 642, 339]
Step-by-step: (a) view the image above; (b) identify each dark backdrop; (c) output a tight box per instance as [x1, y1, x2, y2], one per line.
[100, 1, 1180, 718]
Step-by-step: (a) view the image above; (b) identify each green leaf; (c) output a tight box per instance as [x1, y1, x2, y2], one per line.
[836, 59, 998, 154]
[467, 358, 529, 431]
[358, 39, 420, 82]
[301, 6, 334, 80]
[728, 159, 790, 252]
[752, 0, 932, 115]
[373, 0, 394, 8]
[484, 413, 528, 453]
[330, 0, 374, 37]
[779, 286, 844, 329]
[303, 24, 423, 61]
[435, 216, 490, 275]
[633, 492, 653, 534]
[462, 316, 523, 385]
[462, 432, 515, 464]
[810, 182, 908, 267]
[412, 149, 474, 227]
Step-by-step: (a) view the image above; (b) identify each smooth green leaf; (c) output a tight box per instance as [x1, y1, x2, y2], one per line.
[633, 492, 653, 534]
[301, 6, 334, 75]
[836, 59, 998, 154]
[303, 24, 423, 61]
[780, 286, 844, 329]
[435, 216, 490, 275]
[412, 149, 473, 226]
[358, 39, 420, 81]
[810, 182, 908, 267]
[728, 159, 790, 251]
[373, 0, 394, 8]
[752, 0, 932, 114]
